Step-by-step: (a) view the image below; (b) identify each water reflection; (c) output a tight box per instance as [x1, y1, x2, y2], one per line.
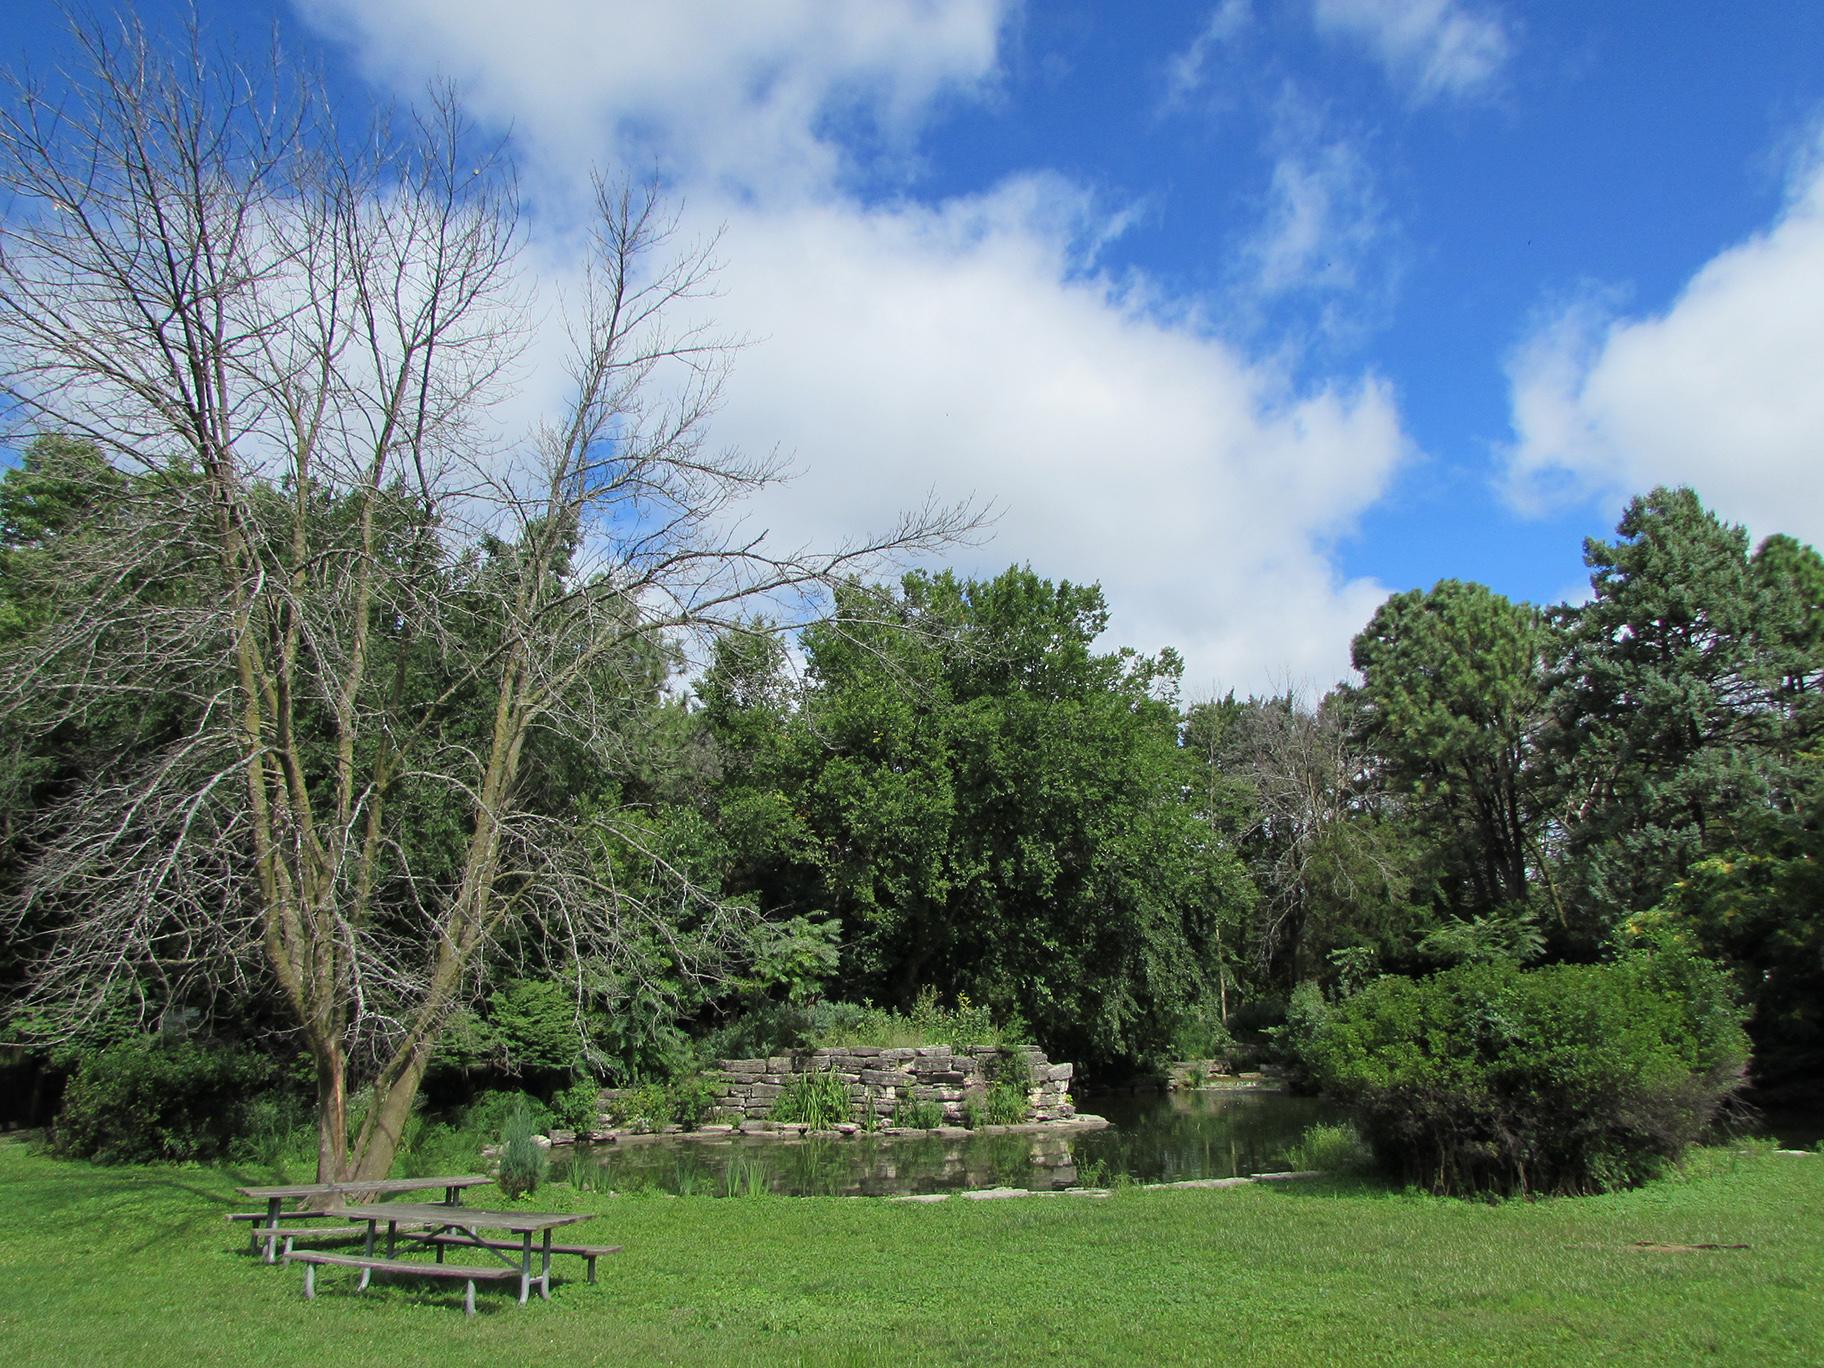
[579, 1089, 1341, 1197]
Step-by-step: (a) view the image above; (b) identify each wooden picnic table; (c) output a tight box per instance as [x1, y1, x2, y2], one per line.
[332, 1202, 596, 1306]
[231, 1175, 489, 1262]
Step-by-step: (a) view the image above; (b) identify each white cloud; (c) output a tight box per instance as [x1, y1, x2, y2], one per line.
[1162, 1, 1254, 110]
[1311, 0, 1510, 103]
[294, 0, 1416, 694]
[1504, 148, 1824, 547]
[692, 181, 1409, 695]
[1246, 139, 1389, 302]
[296, 0, 1008, 196]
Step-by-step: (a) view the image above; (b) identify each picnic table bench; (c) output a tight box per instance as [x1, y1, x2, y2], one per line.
[293, 1203, 604, 1314]
[230, 1175, 488, 1262]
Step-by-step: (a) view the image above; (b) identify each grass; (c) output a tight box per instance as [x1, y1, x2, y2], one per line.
[0, 1138, 1819, 1365]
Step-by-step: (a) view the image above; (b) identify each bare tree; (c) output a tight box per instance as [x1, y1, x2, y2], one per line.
[0, 15, 975, 1180]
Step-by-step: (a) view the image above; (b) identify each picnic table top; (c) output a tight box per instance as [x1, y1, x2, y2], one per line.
[235, 1175, 489, 1200]
[336, 1202, 593, 1234]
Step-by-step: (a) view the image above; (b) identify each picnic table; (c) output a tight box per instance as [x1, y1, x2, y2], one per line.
[292, 1202, 611, 1314]
[231, 1175, 489, 1262]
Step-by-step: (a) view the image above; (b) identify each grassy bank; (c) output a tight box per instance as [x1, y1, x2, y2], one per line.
[0, 1138, 1817, 1365]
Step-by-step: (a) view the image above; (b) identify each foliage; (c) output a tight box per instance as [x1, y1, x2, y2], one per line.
[979, 1082, 1031, 1126]
[1346, 580, 1549, 919]
[611, 1082, 676, 1132]
[1283, 1120, 1371, 1173]
[551, 1077, 604, 1136]
[1168, 1002, 1237, 1064]
[51, 1036, 271, 1164]
[705, 567, 1254, 1073]
[495, 1100, 546, 1199]
[891, 1094, 945, 1129]
[1270, 981, 1329, 1094]
[1305, 943, 1749, 1196]
[803, 990, 1027, 1051]
[668, 1075, 718, 1131]
[769, 1068, 853, 1129]
[461, 1090, 553, 1140]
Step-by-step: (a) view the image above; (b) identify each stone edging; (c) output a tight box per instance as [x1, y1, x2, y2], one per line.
[884, 1169, 1327, 1202]
[545, 1112, 1110, 1149]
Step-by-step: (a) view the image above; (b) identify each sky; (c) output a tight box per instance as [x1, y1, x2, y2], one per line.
[5, 1, 1824, 698]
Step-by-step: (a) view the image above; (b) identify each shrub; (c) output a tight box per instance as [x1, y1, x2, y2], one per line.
[1283, 1120, 1369, 1173]
[612, 1081, 675, 1132]
[1271, 981, 1329, 1094]
[981, 1082, 1030, 1126]
[463, 1089, 552, 1138]
[496, 1099, 546, 1199]
[53, 1036, 272, 1164]
[770, 1068, 851, 1128]
[1305, 942, 1748, 1196]
[805, 990, 1029, 1051]
[892, 1094, 944, 1129]
[551, 1076, 603, 1135]
[668, 1074, 717, 1131]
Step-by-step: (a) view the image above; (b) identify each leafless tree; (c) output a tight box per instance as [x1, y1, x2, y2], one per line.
[1224, 692, 1410, 984]
[0, 15, 976, 1180]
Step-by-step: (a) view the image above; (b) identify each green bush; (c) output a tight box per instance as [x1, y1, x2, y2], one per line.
[980, 1082, 1030, 1126]
[1271, 981, 1329, 1093]
[770, 1068, 851, 1128]
[496, 1099, 546, 1199]
[462, 1089, 552, 1138]
[551, 1077, 603, 1135]
[892, 1094, 944, 1129]
[612, 1081, 675, 1131]
[1305, 942, 1748, 1196]
[53, 1036, 272, 1164]
[806, 990, 1029, 1051]
[668, 1074, 717, 1131]
[1282, 1120, 1370, 1173]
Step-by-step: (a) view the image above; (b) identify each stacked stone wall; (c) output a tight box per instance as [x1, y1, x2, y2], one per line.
[714, 1045, 1074, 1126]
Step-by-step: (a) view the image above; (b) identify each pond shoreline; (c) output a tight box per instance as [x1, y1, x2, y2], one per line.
[545, 1112, 1112, 1149]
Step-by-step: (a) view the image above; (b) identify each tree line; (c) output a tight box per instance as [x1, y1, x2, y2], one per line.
[0, 14, 1818, 1183]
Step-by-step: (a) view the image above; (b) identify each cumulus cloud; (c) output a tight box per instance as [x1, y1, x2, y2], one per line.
[1311, 0, 1511, 103]
[692, 180, 1410, 694]
[1504, 148, 1824, 546]
[297, 0, 1008, 195]
[295, 0, 1415, 693]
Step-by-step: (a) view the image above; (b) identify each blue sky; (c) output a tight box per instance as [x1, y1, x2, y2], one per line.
[6, 2, 1824, 695]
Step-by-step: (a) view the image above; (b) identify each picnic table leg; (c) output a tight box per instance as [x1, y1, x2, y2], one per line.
[358, 1216, 377, 1292]
[260, 1197, 282, 1260]
[539, 1230, 553, 1301]
[518, 1231, 532, 1306]
[385, 1218, 399, 1259]
[304, 1263, 317, 1302]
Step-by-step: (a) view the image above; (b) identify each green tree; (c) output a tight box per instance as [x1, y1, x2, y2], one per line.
[1548, 488, 1779, 940]
[706, 567, 1253, 1072]
[1345, 580, 1552, 936]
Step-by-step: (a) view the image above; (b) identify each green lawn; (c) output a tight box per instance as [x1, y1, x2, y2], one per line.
[0, 1138, 1818, 1366]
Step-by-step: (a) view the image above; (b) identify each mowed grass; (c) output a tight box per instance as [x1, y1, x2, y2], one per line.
[0, 1139, 1818, 1366]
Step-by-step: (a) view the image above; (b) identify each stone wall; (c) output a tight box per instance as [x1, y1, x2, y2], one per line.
[714, 1045, 1074, 1126]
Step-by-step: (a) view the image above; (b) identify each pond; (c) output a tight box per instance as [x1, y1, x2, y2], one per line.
[568, 1088, 1341, 1198]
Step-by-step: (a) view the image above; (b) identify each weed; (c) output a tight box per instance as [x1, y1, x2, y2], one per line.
[893, 1094, 944, 1129]
[1284, 1120, 1370, 1173]
[496, 1098, 546, 1199]
[770, 1067, 851, 1129]
[722, 1157, 769, 1198]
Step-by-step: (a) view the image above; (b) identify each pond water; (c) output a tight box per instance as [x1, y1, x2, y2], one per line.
[565, 1086, 1822, 1198]
[572, 1088, 1340, 1198]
